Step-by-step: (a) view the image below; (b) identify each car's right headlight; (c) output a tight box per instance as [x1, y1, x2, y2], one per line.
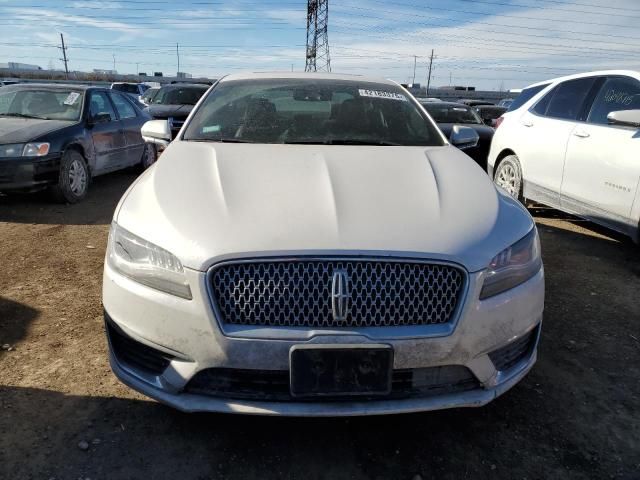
[0, 143, 50, 157]
[480, 227, 542, 299]
[107, 222, 192, 299]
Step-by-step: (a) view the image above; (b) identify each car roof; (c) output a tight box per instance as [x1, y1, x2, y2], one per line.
[1, 83, 99, 91]
[220, 71, 398, 86]
[420, 101, 470, 108]
[524, 70, 640, 89]
[159, 83, 209, 90]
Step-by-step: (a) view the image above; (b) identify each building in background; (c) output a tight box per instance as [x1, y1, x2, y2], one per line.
[93, 69, 118, 75]
[0, 62, 42, 70]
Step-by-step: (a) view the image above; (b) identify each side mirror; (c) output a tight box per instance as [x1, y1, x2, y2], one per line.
[482, 117, 493, 126]
[88, 113, 111, 125]
[607, 109, 640, 128]
[141, 119, 172, 147]
[449, 125, 479, 150]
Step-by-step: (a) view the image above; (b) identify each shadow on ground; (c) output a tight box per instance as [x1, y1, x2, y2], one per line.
[0, 171, 138, 226]
[0, 296, 39, 357]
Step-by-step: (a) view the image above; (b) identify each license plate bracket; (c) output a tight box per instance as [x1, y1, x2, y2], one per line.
[290, 345, 393, 398]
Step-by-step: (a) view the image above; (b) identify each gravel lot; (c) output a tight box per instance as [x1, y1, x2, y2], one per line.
[1, 171, 639, 480]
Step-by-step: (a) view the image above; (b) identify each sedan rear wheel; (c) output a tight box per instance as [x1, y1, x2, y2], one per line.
[494, 154, 523, 202]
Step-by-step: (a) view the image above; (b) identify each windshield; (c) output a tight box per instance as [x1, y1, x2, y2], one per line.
[0, 88, 83, 121]
[422, 103, 482, 124]
[151, 86, 207, 105]
[142, 88, 159, 101]
[183, 79, 443, 146]
[477, 106, 507, 120]
[507, 84, 549, 112]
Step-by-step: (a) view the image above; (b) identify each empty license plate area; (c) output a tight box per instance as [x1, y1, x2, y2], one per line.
[290, 345, 393, 398]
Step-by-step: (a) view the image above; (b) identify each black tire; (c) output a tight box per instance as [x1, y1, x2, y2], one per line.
[138, 143, 157, 171]
[493, 154, 524, 202]
[50, 149, 90, 204]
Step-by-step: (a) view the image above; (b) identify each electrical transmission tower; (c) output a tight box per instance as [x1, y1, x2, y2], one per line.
[305, 0, 331, 72]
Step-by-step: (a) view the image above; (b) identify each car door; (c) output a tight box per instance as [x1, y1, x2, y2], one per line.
[109, 92, 145, 166]
[516, 77, 597, 206]
[88, 91, 127, 174]
[561, 75, 640, 234]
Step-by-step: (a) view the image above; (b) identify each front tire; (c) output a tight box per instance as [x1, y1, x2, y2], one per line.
[50, 149, 90, 204]
[139, 143, 157, 171]
[494, 154, 523, 202]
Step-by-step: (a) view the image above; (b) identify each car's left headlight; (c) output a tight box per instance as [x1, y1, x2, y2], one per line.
[480, 227, 542, 299]
[107, 222, 192, 299]
[0, 143, 50, 157]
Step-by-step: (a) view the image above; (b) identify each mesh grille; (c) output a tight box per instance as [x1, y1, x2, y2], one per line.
[210, 259, 465, 328]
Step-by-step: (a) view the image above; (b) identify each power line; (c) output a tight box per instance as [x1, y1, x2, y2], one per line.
[334, 3, 640, 44]
[453, 0, 640, 19]
[330, 22, 638, 60]
[338, 0, 639, 30]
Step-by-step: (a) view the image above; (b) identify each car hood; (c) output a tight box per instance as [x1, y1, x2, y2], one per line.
[145, 104, 193, 119]
[116, 142, 534, 272]
[437, 123, 495, 140]
[0, 117, 75, 144]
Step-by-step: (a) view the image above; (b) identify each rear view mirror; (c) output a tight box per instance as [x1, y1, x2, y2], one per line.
[293, 87, 332, 102]
[449, 125, 479, 150]
[607, 109, 640, 128]
[141, 119, 172, 147]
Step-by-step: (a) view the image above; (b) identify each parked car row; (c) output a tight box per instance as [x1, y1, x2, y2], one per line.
[418, 100, 494, 169]
[0, 81, 210, 202]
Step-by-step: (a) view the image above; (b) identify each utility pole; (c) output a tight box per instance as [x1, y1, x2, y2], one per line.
[136, 62, 140, 74]
[112, 54, 116, 71]
[59, 33, 69, 79]
[176, 43, 180, 75]
[305, 0, 331, 72]
[412, 55, 417, 85]
[449, 71, 452, 86]
[426, 49, 434, 95]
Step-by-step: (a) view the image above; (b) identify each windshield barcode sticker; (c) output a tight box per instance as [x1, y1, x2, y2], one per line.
[358, 89, 407, 101]
[63, 92, 80, 106]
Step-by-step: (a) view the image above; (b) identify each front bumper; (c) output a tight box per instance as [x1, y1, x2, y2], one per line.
[0, 154, 61, 191]
[103, 261, 544, 416]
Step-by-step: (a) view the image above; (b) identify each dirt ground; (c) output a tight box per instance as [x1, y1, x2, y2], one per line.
[1, 171, 639, 480]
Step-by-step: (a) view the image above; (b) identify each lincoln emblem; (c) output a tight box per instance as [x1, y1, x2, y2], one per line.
[331, 269, 350, 322]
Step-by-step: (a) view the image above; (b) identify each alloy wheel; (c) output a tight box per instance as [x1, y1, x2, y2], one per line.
[68, 159, 87, 196]
[496, 163, 520, 198]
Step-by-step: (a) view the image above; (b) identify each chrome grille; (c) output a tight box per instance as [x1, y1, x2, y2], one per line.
[210, 259, 465, 328]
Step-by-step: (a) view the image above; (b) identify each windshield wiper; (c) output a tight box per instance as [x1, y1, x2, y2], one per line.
[325, 139, 401, 146]
[0, 113, 47, 120]
[209, 138, 255, 143]
[284, 139, 401, 146]
[282, 140, 326, 145]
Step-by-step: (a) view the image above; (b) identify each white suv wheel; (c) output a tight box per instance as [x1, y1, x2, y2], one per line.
[494, 155, 523, 200]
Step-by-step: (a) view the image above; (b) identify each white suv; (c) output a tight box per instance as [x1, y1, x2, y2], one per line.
[488, 70, 640, 242]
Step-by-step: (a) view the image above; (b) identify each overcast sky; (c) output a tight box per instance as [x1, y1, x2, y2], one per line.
[0, 0, 639, 90]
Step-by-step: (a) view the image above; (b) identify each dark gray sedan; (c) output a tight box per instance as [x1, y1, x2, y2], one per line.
[0, 83, 154, 202]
